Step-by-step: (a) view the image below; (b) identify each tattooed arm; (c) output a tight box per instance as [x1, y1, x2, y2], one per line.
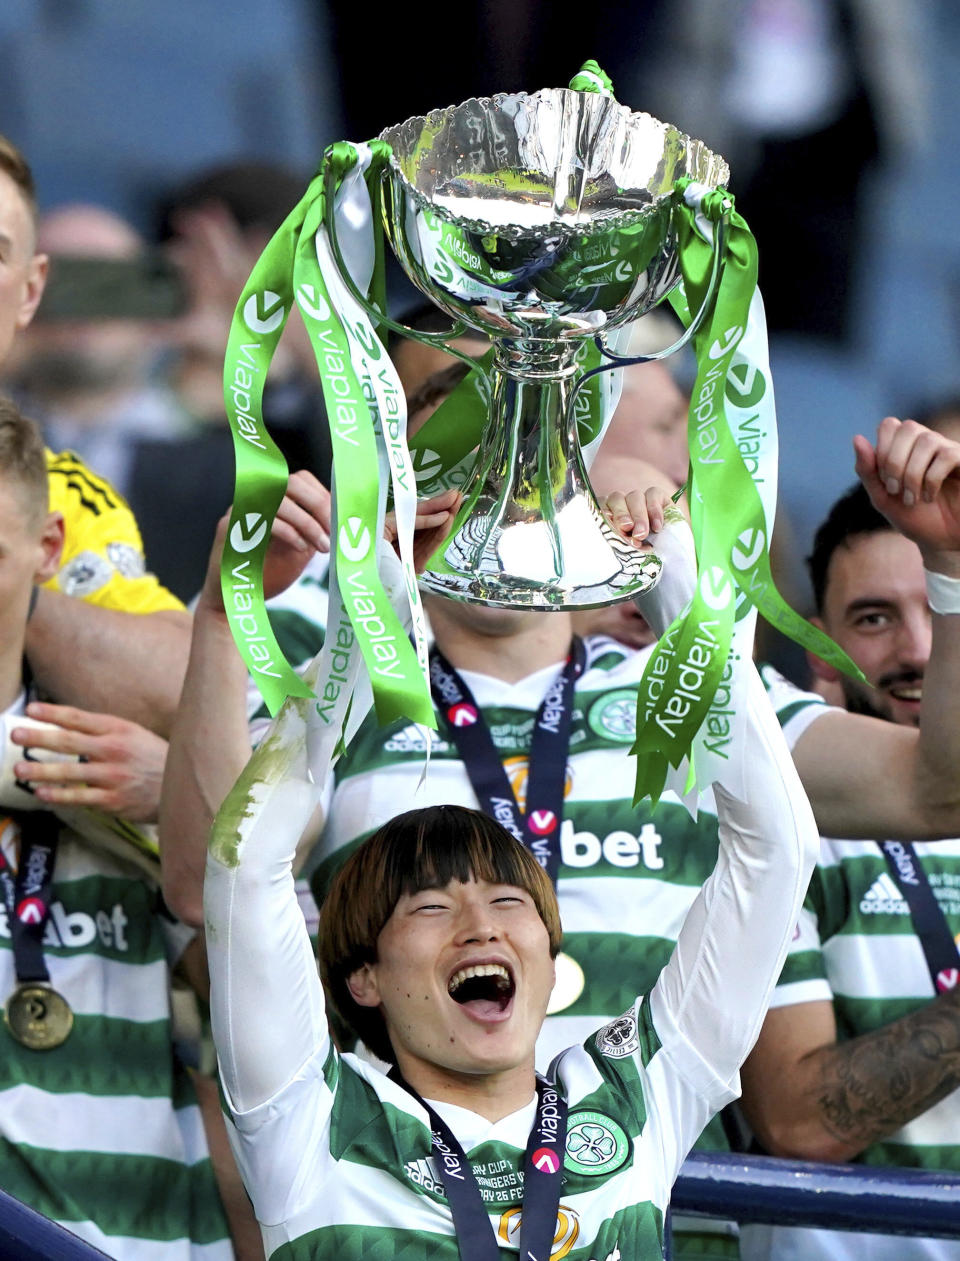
[739, 993, 960, 1162]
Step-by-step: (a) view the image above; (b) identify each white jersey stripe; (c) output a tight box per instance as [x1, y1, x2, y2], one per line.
[60, 1219, 234, 1261]
[0, 952, 175, 1023]
[2, 1083, 204, 1158]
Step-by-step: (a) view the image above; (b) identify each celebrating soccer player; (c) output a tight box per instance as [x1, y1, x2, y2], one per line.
[199, 500, 818, 1261]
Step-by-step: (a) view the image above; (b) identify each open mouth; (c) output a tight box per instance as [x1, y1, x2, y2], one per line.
[888, 685, 922, 703]
[447, 963, 516, 1019]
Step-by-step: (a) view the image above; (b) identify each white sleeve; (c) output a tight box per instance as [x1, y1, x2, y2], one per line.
[757, 661, 842, 751]
[650, 662, 819, 1102]
[204, 774, 330, 1114]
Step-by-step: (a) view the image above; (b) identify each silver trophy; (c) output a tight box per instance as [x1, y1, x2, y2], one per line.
[326, 86, 729, 609]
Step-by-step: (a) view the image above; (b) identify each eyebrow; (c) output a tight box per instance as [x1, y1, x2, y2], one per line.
[844, 597, 896, 615]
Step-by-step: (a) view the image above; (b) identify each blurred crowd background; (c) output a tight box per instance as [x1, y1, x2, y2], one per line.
[1, 0, 958, 628]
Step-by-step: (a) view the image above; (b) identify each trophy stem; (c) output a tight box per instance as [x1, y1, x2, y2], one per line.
[418, 341, 662, 609]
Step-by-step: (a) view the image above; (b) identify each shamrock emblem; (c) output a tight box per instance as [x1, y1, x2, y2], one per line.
[567, 1123, 615, 1166]
[604, 1017, 634, 1047]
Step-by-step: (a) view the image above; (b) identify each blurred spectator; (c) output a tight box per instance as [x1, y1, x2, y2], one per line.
[3, 203, 189, 496]
[0, 133, 190, 735]
[121, 162, 333, 600]
[635, 0, 925, 341]
[740, 421, 960, 1261]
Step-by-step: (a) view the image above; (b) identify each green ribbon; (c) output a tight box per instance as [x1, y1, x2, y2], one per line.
[299, 142, 433, 728]
[221, 142, 434, 730]
[569, 59, 614, 96]
[220, 176, 323, 715]
[631, 180, 865, 803]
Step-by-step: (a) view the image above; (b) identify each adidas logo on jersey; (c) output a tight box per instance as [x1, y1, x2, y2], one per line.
[384, 725, 445, 755]
[403, 1157, 443, 1195]
[859, 873, 909, 916]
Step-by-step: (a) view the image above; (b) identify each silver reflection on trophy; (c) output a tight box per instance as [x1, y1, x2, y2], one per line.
[371, 87, 729, 609]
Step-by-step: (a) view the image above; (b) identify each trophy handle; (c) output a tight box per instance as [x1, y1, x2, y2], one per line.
[564, 215, 727, 432]
[588, 215, 728, 371]
[321, 165, 490, 378]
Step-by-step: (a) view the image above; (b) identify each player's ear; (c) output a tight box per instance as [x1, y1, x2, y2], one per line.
[347, 963, 381, 1008]
[34, 511, 64, 584]
[17, 253, 48, 331]
[806, 616, 841, 684]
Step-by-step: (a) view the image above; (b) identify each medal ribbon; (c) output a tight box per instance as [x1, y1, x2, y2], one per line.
[0, 814, 60, 984]
[879, 842, 960, 994]
[429, 641, 584, 890]
[389, 1069, 567, 1261]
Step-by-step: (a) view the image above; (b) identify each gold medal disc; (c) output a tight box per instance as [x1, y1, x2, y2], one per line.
[4, 985, 73, 1050]
[546, 951, 586, 1015]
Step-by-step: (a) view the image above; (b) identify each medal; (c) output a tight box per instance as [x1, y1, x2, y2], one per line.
[5, 984, 73, 1050]
[392, 1068, 567, 1261]
[0, 813, 69, 1050]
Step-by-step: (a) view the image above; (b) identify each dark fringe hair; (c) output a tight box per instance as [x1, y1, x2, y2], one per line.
[317, 804, 561, 1063]
[807, 482, 891, 614]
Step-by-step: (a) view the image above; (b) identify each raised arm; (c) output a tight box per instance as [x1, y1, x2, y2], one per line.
[792, 419, 960, 839]
[158, 471, 332, 926]
[621, 507, 818, 1084]
[205, 744, 329, 1113]
[651, 664, 819, 1088]
[201, 483, 462, 1112]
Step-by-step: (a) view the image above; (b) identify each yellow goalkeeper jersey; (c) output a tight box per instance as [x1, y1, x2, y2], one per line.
[44, 450, 183, 614]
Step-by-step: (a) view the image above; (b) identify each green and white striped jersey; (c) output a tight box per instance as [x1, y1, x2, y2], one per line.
[210, 645, 816, 1261]
[313, 637, 722, 1066]
[745, 668, 960, 1261]
[231, 993, 732, 1261]
[307, 637, 736, 1259]
[0, 812, 231, 1260]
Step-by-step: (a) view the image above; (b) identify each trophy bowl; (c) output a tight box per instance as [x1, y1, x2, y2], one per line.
[376, 87, 729, 609]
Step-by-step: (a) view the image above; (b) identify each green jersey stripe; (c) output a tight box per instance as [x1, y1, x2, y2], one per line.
[860, 1139, 960, 1172]
[0, 1017, 178, 1096]
[0, 1143, 228, 1243]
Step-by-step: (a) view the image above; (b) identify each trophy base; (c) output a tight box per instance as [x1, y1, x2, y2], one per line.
[418, 565, 662, 610]
[419, 502, 663, 610]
